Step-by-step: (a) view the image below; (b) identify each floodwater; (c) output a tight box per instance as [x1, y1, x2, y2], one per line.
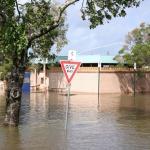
[0, 92, 150, 150]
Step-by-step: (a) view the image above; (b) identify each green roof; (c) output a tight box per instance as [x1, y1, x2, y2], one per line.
[76, 55, 117, 64]
[49, 56, 67, 63]
[31, 55, 117, 64]
[31, 56, 67, 64]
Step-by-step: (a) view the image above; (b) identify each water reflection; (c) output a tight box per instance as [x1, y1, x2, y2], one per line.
[0, 95, 5, 124]
[0, 127, 21, 150]
[0, 92, 150, 149]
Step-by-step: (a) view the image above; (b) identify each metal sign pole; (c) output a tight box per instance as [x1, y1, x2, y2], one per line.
[98, 60, 101, 107]
[59, 60, 81, 132]
[98, 66, 100, 106]
[65, 83, 70, 130]
[133, 62, 136, 97]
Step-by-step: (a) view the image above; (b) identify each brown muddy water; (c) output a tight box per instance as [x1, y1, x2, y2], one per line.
[0, 92, 150, 150]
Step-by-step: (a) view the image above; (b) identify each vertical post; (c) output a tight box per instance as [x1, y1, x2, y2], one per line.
[43, 63, 46, 91]
[134, 70, 135, 97]
[98, 60, 101, 107]
[35, 68, 37, 90]
[65, 83, 70, 130]
[133, 62, 136, 97]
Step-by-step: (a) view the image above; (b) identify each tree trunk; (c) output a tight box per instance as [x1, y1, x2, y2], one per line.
[4, 65, 25, 126]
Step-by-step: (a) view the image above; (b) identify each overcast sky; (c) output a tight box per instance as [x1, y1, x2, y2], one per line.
[59, 0, 150, 56]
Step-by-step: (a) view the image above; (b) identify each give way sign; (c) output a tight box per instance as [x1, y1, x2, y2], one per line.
[60, 60, 81, 83]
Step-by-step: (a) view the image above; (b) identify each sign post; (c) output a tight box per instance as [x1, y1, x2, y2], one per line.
[98, 60, 101, 107]
[60, 60, 81, 130]
[65, 83, 70, 130]
[133, 62, 136, 97]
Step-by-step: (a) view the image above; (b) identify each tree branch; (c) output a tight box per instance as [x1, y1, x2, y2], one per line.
[56, 0, 79, 25]
[15, 0, 21, 22]
[28, 0, 79, 44]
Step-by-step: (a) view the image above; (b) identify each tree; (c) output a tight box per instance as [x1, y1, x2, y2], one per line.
[81, 0, 143, 28]
[0, 0, 143, 126]
[0, 58, 12, 80]
[115, 23, 150, 67]
[0, 0, 68, 126]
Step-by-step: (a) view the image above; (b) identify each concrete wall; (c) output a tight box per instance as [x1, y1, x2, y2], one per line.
[30, 71, 49, 90]
[48, 72, 150, 93]
[30, 67, 150, 93]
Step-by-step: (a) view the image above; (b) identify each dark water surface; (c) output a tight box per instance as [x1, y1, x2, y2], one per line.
[0, 92, 150, 150]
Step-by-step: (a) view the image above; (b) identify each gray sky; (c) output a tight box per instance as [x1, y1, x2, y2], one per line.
[59, 0, 150, 56]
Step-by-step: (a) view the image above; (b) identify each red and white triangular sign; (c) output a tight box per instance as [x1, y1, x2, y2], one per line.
[60, 60, 81, 83]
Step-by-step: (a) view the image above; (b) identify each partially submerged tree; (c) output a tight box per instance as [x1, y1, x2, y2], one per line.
[0, 0, 143, 126]
[115, 23, 150, 67]
[0, 0, 68, 126]
[0, 58, 12, 80]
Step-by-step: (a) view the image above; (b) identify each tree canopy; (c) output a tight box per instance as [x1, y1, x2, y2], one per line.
[0, 0, 68, 66]
[0, 0, 143, 67]
[81, 0, 143, 28]
[115, 23, 150, 67]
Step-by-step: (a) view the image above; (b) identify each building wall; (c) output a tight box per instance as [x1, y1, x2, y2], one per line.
[30, 71, 49, 90]
[48, 72, 129, 93]
[100, 73, 122, 93]
[30, 67, 150, 93]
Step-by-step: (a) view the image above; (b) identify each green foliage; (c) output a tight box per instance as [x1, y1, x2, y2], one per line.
[24, 1, 67, 58]
[115, 23, 150, 67]
[29, 63, 43, 73]
[81, 0, 143, 28]
[0, 0, 67, 67]
[0, 60, 12, 80]
[132, 42, 150, 67]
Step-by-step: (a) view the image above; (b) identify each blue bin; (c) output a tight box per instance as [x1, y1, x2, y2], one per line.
[22, 72, 30, 93]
